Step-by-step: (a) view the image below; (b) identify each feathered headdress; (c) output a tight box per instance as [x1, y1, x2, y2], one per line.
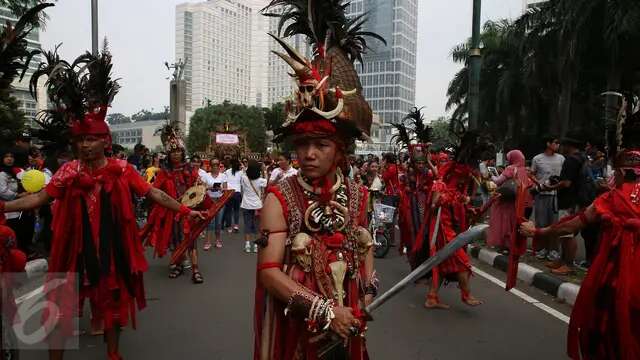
[263, 0, 385, 144]
[391, 107, 433, 162]
[157, 124, 185, 153]
[30, 43, 120, 147]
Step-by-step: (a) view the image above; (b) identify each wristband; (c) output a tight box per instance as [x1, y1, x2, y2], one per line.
[178, 204, 191, 217]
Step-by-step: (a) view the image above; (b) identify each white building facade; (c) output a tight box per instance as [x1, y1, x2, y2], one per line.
[110, 119, 167, 151]
[176, 1, 254, 112]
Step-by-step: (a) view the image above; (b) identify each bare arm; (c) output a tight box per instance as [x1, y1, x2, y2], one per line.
[146, 187, 185, 212]
[257, 193, 311, 302]
[520, 205, 598, 238]
[3, 191, 50, 213]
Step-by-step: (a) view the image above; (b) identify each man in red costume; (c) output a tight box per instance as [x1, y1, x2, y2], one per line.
[0, 50, 203, 360]
[141, 125, 213, 284]
[254, 2, 385, 356]
[412, 132, 491, 309]
[520, 93, 640, 360]
[391, 108, 438, 256]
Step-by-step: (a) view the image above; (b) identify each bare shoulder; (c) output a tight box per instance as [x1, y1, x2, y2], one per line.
[261, 192, 287, 230]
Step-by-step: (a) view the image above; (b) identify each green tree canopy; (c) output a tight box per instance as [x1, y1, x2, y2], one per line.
[187, 101, 267, 154]
[446, 0, 640, 156]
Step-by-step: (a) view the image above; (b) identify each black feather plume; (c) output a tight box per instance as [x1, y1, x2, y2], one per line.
[404, 107, 432, 144]
[262, 0, 385, 62]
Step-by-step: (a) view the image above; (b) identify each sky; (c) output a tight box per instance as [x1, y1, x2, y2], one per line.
[40, 0, 526, 120]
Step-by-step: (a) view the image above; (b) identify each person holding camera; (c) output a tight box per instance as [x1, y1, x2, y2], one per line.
[530, 136, 565, 261]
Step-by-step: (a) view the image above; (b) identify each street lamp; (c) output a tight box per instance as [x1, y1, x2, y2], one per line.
[91, 0, 98, 55]
[468, 0, 482, 131]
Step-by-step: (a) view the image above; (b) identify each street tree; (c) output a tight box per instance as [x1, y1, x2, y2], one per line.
[187, 101, 267, 154]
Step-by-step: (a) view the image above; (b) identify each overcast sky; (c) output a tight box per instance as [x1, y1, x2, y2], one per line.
[40, 0, 525, 120]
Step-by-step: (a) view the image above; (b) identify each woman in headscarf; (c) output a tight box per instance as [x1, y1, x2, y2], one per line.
[488, 150, 532, 252]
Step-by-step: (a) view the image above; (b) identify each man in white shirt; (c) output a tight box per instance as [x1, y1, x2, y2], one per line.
[268, 154, 298, 185]
[531, 136, 565, 261]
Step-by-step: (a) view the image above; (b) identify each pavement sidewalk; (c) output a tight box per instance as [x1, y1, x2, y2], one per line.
[468, 244, 581, 306]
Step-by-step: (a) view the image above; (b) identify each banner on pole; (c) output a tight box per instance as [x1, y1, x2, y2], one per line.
[215, 133, 239, 145]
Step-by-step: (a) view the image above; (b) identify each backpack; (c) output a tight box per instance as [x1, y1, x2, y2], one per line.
[575, 154, 597, 207]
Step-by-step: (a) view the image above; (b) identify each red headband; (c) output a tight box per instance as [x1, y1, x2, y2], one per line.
[70, 107, 110, 137]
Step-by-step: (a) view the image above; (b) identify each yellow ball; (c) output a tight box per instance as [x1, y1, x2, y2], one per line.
[21, 170, 46, 193]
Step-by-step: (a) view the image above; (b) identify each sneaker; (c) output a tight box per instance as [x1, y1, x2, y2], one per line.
[547, 250, 560, 262]
[252, 244, 258, 253]
[244, 241, 251, 253]
[535, 249, 548, 260]
[227, 228, 234, 234]
[574, 260, 590, 270]
[215, 240, 223, 248]
[203, 241, 212, 251]
[182, 259, 192, 270]
[233, 226, 240, 233]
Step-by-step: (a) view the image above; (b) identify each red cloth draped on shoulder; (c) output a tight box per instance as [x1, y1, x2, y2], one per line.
[140, 166, 199, 258]
[44, 159, 151, 335]
[568, 183, 640, 360]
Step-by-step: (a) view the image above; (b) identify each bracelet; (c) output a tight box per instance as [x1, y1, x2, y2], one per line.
[284, 291, 334, 333]
[178, 204, 191, 217]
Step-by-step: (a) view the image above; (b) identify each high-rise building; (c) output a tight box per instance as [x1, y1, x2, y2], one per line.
[0, 6, 47, 129]
[264, 9, 312, 108]
[346, 0, 418, 141]
[176, 1, 259, 112]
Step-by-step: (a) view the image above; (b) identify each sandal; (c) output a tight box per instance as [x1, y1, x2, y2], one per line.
[192, 271, 204, 284]
[168, 264, 184, 279]
[424, 294, 450, 310]
[461, 289, 483, 306]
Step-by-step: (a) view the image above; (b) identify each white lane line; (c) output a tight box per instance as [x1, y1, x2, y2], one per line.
[472, 266, 570, 324]
[15, 285, 44, 304]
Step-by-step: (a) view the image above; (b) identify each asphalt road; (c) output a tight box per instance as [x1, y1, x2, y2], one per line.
[20, 232, 571, 360]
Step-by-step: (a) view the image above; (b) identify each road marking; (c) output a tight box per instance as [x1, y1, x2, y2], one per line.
[15, 285, 44, 304]
[472, 266, 570, 324]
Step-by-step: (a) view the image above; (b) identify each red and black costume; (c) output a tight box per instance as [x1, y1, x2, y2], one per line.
[564, 95, 640, 360]
[142, 156, 199, 258]
[255, 1, 384, 358]
[413, 163, 475, 280]
[255, 174, 370, 359]
[46, 158, 151, 332]
[390, 109, 437, 258]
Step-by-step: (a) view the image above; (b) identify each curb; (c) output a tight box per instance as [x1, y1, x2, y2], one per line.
[468, 245, 580, 306]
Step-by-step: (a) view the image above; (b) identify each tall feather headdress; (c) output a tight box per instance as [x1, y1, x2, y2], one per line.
[263, 0, 386, 143]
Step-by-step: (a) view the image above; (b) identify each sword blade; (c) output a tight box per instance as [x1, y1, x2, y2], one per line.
[429, 207, 442, 248]
[365, 224, 488, 316]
